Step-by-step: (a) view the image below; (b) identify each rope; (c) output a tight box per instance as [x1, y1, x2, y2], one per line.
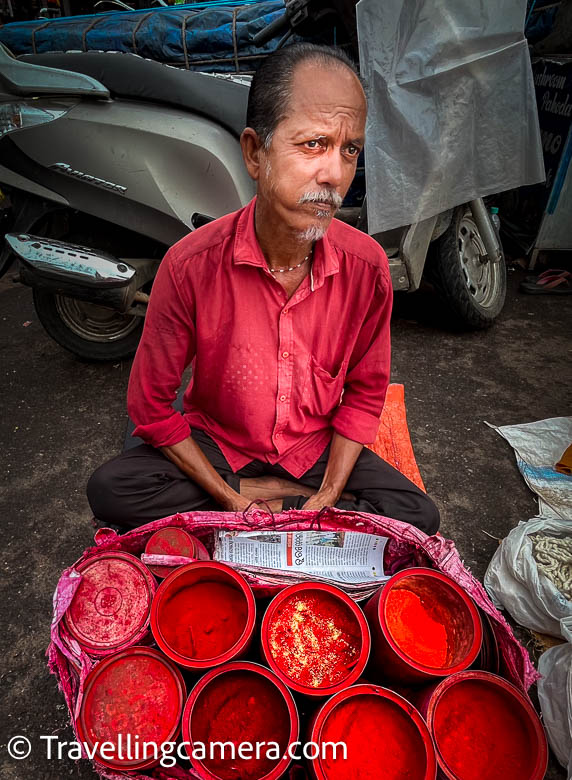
[131, 11, 153, 57]
[231, 7, 239, 74]
[531, 533, 572, 601]
[165, 52, 262, 69]
[81, 16, 102, 52]
[181, 14, 193, 70]
[31, 21, 51, 55]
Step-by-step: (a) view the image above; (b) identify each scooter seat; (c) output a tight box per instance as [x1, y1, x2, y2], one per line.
[20, 51, 249, 138]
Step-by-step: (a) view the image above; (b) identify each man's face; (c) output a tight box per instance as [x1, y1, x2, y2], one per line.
[250, 61, 366, 241]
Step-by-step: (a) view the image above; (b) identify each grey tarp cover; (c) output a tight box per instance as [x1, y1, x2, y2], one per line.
[356, 0, 545, 233]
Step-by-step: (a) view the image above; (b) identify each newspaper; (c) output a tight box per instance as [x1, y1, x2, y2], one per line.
[214, 530, 390, 598]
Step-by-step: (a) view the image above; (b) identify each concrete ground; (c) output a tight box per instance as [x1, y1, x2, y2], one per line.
[0, 263, 570, 779]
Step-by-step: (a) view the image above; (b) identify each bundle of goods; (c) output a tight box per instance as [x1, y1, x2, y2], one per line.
[0, 1, 288, 73]
[49, 507, 548, 779]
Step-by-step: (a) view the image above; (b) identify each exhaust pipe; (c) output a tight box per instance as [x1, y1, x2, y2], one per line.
[5, 233, 149, 311]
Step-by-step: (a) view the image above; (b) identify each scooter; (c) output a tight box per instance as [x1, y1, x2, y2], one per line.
[0, 1, 505, 361]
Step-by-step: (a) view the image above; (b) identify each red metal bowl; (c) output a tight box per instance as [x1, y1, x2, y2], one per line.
[64, 550, 156, 657]
[261, 582, 371, 697]
[182, 661, 300, 780]
[364, 567, 483, 684]
[144, 527, 210, 579]
[424, 671, 548, 780]
[151, 561, 256, 670]
[307, 683, 437, 780]
[76, 645, 186, 772]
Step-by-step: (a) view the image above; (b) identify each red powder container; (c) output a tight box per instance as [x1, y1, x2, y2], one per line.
[143, 527, 210, 579]
[64, 551, 156, 656]
[76, 646, 186, 772]
[182, 661, 299, 780]
[260, 582, 370, 696]
[307, 683, 437, 780]
[151, 561, 256, 669]
[364, 568, 482, 684]
[423, 671, 548, 780]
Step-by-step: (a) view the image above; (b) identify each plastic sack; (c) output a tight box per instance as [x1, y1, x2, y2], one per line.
[484, 516, 572, 637]
[538, 616, 572, 778]
[356, 0, 544, 233]
[49, 506, 537, 779]
[487, 416, 572, 520]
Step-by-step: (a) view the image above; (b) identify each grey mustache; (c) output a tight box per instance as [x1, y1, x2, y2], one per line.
[298, 190, 343, 208]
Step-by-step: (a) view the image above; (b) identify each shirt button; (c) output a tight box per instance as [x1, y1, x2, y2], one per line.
[282, 351, 289, 359]
[283, 309, 289, 315]
[279, 395, 286, 402]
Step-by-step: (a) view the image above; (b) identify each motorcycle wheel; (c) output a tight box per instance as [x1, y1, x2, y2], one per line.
[427, 205, 506, 329]
[32, 288, 143, 361]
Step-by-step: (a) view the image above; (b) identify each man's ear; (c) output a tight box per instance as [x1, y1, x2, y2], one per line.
[240, 127, 264, 181]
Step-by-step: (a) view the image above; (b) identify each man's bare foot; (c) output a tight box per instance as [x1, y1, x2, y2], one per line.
[239, 476, 355, 503]
[239, 476, 316, 501]
[260, 498, 284, 512]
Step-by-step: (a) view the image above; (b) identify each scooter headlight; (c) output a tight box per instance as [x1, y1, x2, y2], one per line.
[0, 102, 68, 138]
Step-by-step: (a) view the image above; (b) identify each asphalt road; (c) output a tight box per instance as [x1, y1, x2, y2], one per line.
[1, 264, 570, 779]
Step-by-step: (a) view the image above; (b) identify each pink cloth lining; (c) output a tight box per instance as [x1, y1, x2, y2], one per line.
[49, 507, 537, 779]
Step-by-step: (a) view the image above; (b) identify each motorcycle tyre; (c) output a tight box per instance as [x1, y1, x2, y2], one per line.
[427, 205, 507, 330]
[32, 287, 143, 362]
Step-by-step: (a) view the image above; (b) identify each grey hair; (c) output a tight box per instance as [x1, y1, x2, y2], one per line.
[246, 43, 364, 149]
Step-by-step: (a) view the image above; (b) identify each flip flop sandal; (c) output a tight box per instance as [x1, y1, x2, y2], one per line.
[520, 269, 572, 295]
[523, 268, 569, 284]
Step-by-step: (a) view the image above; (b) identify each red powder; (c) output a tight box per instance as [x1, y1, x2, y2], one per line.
[268, 592, 361, 689]
[433, 680, 536, 780]
[82, 654, 181, 761]
[319, 695, 427, 780]
[191, 670, 290, 780]
[160, 581, 247, 659]
[385, 588, 449, 667]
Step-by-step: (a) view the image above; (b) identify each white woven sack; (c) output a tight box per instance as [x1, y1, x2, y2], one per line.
[484, 516, 572, 637]
[538, 617, 572, 778]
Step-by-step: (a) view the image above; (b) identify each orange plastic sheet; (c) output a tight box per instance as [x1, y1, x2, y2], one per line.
[366, 383, 426, 492]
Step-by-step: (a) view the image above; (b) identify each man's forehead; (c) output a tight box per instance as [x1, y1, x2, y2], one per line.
[289, 60, 365, 108]
[279, 60, 366, 131]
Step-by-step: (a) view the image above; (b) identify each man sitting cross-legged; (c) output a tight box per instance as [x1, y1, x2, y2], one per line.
[87, 43, 440, 536]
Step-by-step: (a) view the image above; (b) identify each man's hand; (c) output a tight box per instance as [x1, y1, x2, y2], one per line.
[301, 433, 363, 512]
[219, 491, 253, 513]
[301, 488, 340, 512]
[162, 437, 251, 512]
[218, 491, 285, 514]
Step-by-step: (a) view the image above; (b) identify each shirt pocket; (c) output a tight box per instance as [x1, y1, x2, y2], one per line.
[300, 356, 346, 418]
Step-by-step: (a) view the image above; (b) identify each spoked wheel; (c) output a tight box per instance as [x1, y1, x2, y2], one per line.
[33, 288, 143, 361]
[428, 205, 507, 329]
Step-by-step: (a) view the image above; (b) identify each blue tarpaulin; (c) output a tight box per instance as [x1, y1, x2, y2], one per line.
[0, 1, 287, 72]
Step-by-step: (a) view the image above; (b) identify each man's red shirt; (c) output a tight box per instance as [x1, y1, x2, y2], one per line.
[128, 198, 393, 478]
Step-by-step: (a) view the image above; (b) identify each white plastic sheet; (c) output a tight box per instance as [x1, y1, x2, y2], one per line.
[356, 0, 545, 233]
[484, 515, 572, 637]
[487, 416, 572, 520]
[538, 616, 572, 778]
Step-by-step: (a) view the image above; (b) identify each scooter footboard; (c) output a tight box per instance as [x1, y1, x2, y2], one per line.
[6, 232, 139, 311]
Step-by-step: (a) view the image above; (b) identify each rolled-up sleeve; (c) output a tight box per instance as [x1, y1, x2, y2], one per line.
[127, 248, 196, 448]
[331, 267, 392, 444]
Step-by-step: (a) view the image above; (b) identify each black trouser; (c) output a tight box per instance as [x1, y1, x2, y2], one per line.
[87, 429, 440, 534]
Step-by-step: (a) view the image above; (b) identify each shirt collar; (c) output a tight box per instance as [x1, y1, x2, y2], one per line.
[233, 197, 340, 287]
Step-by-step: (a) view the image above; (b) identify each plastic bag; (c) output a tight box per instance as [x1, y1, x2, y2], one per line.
[484, 516, 572, 637]
[538, 616, 572, 778]
[356, 0, 544, 233]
